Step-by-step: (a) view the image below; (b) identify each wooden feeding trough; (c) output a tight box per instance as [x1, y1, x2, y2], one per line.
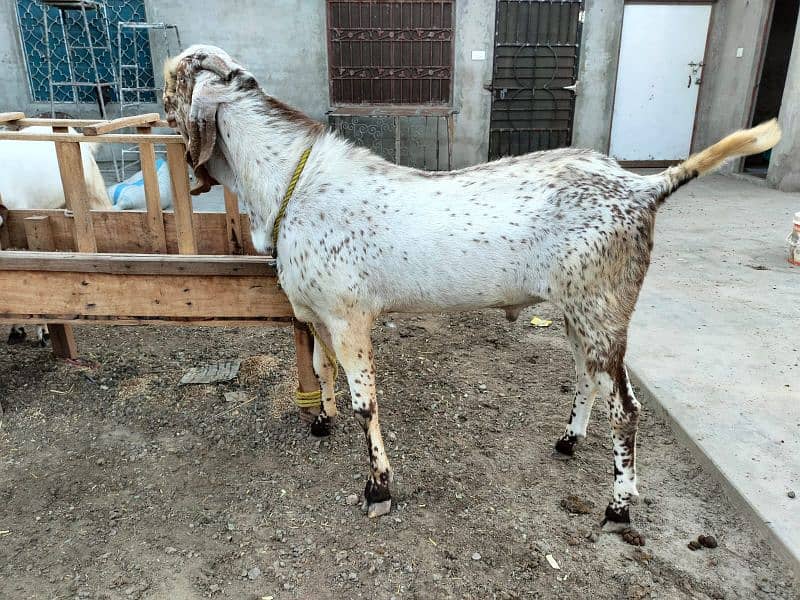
[0, 112, 320, 401]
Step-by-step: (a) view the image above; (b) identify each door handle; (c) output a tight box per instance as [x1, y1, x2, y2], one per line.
[562, 83, 577, 93]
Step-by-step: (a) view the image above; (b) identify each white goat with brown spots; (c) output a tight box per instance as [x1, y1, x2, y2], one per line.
[164, 45, 781, 544]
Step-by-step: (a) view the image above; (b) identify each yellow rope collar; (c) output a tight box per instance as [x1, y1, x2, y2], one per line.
[272, 146, 313, 255]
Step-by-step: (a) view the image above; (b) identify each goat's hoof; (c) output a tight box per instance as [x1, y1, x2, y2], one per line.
[7, 328, 27, 345]
[367, 499, 392, 518]
[553, 435, 578, 458]
[37, 334, 50, 348]
[310, 414, 332, 437]
[601, 504, 644, 543]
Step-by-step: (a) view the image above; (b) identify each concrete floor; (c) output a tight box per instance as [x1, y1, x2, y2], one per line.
[627, 174, 800, 573]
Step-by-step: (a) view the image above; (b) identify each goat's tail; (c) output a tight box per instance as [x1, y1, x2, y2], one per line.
[652, 118, 782, 197]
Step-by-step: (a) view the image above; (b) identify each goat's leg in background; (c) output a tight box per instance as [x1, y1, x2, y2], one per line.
[554, 315, 598, 457]
[35, 325, 50, 347]
[311, 322, 339, 434]
[327, 316, 393, 517]
[6, 325, 48, 347]
[7, 325, 27, 345]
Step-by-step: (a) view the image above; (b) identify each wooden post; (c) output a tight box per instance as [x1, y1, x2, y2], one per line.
[293, 320, 321, 402]
[0, 201, 9, 250]
[53, 126, 97, 253]
[223, 187, 243, 255]
[137, 126, 167, 253]
[165, 143, 197, 254]
[23, 215, 78, 359]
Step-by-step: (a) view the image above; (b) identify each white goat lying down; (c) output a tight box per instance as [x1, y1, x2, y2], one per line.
[164, 45, 780, 544]
[0, 126, 111, 345]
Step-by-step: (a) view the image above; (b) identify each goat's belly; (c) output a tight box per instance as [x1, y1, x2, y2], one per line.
[379, 272, 544, 315]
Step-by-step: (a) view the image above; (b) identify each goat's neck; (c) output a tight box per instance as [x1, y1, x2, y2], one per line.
[216, 98, 319, 253]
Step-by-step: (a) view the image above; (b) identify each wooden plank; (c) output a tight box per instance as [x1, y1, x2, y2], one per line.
[0, 252, 278, 276]
[137, 128, 168, 253]
[22, 216, 56, 251]
[0, 315, 293, 327]
[0, 131, 184, 144]
[0, 112, 25, 124]
[23, 214, 78, 359]
[3, 210, 255, 255]
[166, 143, 198, 254]
[0, 271, 294, 320]
[293, 320, 322, 399]
[223, 188, 244, 255]
[83, 113, 160, 135]
[53, 126, 97, 253]
[12, 118, 171, 128]
[49, 324, 78, 359]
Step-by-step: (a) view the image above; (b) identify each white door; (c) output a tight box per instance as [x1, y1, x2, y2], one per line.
[609, 3, 712, 161]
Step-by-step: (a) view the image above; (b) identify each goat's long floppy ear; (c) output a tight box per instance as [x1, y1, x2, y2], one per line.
[195, 52, 240, 81]
[186, 74, 227, 169]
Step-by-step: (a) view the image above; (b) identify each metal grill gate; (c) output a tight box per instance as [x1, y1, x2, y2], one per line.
[488, 0, 583, 159]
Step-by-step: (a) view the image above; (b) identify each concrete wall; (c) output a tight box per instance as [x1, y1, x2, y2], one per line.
[767, 17, 800, 191]
[572, 0, 624, 153]
[0, 0, 494, 168]
[450, 0, 495, 167]
[0, 1, 38, 111]
[692, 0, 772, 172]
[145, 0, 330, 120]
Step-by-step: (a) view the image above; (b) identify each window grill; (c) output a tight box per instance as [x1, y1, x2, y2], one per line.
[15, 0, 155, 103]
[327, 0, 455, 105]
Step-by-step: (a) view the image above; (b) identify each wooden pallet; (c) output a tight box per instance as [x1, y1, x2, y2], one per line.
[0, 112, 319, 401]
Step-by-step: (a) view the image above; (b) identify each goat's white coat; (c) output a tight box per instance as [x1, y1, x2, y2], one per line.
[166, 44, 781, 532]
[0, 126, 110, 211]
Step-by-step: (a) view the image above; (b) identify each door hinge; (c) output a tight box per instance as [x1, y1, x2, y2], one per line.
[578, 10, 585, 23]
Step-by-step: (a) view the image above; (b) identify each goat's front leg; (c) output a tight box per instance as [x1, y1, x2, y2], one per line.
[328, 318, 392, 517]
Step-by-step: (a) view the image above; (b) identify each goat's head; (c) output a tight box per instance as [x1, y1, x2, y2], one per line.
[163, 45, 256, 171]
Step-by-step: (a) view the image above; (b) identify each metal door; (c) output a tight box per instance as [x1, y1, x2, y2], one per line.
[609, 3, 711, 161]
[488, 0, 583, 159]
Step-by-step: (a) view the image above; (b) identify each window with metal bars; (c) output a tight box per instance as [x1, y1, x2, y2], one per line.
[326, 0, 454, 105]
[15, 0, 154, 103]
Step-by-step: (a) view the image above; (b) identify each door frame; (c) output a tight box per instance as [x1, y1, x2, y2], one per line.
[737, 0, 777, 173]
[608, 0, 715, 166]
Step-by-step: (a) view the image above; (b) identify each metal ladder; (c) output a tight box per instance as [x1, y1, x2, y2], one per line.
[116, 21, 181, 178]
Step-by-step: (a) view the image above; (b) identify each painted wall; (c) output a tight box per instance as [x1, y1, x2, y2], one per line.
[0, 0, 494, 167]
[571, 0, 624, 153]
[0, 1, 37, 111]
[451, 0, 495, 167]
[144, 0, 330, 120]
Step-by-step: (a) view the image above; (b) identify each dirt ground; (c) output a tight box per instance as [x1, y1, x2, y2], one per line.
[0, 306, 797, 600]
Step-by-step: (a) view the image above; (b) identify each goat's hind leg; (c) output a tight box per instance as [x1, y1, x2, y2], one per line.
[596, 355, 644, 545]
[554, 317, 597, 458]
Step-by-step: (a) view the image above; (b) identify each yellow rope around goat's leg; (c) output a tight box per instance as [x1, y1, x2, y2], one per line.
[294, 322, 339, 410]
